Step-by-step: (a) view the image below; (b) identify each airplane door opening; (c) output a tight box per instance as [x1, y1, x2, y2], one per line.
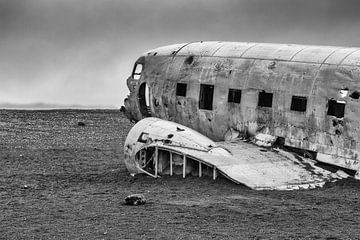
[138, 82, 152, 117]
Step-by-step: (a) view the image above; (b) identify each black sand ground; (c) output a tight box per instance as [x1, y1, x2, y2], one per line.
[1, 110, 360, 239]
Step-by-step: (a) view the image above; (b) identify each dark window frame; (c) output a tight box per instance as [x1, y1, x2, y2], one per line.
[132, 63, 143, 80]
[176, 83, 187, 97]
[327, 99, 345, 118]
[228, 89, 242, 104]
[199, 84, 214, 110]
[258, 91, 273, 108]
[290, 96, 307, 112]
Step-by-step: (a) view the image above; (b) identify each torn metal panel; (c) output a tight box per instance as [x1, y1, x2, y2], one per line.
[317, 152, 360, 171]
[212, 42, 258, 58]
[123, 41, 360, 178]
[324, 48, 359, 65]
[253, 133, 276, 147]
[124, 118, 344, 190]
[340, 50, 360, 65]
[241, 43, 305, 61]
[290, 46, 341, 64]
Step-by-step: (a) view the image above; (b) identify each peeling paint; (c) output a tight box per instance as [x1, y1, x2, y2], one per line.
[124, 41, 360, 175]
[124, 118, 346, 190]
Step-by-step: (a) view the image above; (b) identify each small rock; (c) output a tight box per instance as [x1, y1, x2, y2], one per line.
[22, 185, 29, 189]
[77, 121, 85, 126]
[125, 194, 146, 205]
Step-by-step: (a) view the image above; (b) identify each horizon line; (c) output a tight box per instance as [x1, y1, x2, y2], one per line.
[0, 102, 119, 110]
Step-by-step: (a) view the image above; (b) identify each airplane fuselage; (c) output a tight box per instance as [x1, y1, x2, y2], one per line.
[124, 41, 360, 173]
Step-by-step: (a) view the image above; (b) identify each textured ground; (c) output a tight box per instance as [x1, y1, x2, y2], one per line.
[1, 110, 360, 240]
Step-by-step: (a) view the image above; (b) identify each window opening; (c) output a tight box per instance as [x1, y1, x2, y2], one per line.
[132, 63, 143, 80]
[199, 84, 214, 110]
[327, 99, 345, 118]
[258, 91, 273, 107]
[176, 83, 187, 97]
[290, 96, 307, 112]
[137, 132, 150, 143]
[228, 89, 241, 104]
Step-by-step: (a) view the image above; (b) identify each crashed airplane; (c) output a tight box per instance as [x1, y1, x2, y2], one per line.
[123, 41, 360, 190]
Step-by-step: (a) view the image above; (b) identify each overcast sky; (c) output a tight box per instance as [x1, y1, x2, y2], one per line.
[1, 0, 360, 108]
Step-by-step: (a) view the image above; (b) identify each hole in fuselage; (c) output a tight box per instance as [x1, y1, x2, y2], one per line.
[176, 83, 187, 97]
[136, 148, 216, 178]
[138, 83, 151, 117]
[327, 99, 345, 118]
[185, 56, 194, 65]
[290, 96, 307, 112]
[258, 91, 273, 108]
[154, 98, 159, 106]
[350, 91, 360, 99]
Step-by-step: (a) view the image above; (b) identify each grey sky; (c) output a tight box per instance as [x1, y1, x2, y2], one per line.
[1, 0, 360, 107]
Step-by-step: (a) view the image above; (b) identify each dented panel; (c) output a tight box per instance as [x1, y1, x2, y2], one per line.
[241, 43, 305, 61]
[124, 118, 345, 190]
[212, 42, 258, 58]
[291, 46, 341, 64]
[124, 41, 360, 177]
[177, 41, 227, 57]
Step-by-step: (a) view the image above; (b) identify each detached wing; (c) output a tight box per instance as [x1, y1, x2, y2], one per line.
[124, 118, 344, 190]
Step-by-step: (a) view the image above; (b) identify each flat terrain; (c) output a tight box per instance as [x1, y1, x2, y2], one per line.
[1, 110, 360, 240]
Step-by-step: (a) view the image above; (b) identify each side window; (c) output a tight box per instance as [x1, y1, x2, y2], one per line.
[176, 83, 187, 97]
[132, 63, 143, 80]
[258, 91, 273, 107]
[327, 99, 345, 118]
[291, 96, 307, 112]
[199, 84, 214, 110]
[228, 89, 241, 104]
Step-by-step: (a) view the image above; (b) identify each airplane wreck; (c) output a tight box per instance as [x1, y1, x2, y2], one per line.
[123, 41, 360, 190]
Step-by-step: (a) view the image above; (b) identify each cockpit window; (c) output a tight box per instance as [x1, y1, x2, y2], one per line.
[132, 63, 143, 80]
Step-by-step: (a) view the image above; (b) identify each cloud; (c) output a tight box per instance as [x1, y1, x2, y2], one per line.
[1, 0, 360, 107]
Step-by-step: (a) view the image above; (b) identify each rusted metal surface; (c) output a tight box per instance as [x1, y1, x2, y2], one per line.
[124, 118, 345, 190]
[124, 41, 360, 177]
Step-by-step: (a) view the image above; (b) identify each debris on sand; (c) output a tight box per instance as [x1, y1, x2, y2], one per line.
[125, 194, 146, 205]
[77, 121, 86, 126]
[324, 177, 360, 189]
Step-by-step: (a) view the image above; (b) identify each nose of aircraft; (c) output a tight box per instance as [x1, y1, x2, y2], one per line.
[122, 76, 141, 122]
